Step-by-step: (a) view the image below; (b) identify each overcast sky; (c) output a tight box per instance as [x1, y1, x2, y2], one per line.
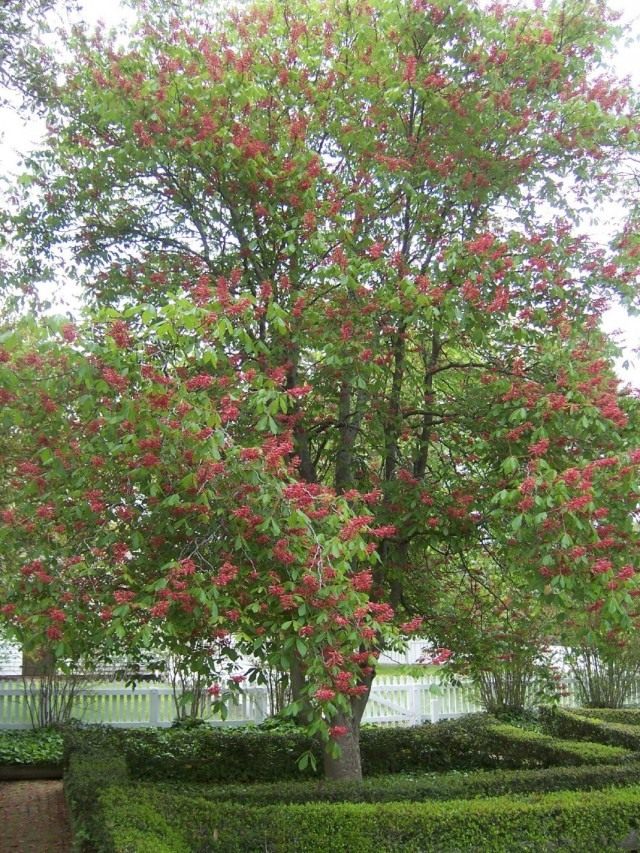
[1, 0, 638, 386]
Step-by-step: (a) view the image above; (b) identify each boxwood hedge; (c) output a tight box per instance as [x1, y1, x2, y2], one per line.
[148, 761, 640, 807]
[95, 784, 640, 852]
[62, 715, 631, 784]
[572, 708, 640, 726]
[540, 707, 640, 752]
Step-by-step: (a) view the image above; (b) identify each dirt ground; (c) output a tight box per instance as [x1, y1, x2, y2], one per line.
[0, 781, 72, 852]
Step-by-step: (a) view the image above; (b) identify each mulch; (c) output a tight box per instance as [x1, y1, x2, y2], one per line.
[0, 781, 72, 852]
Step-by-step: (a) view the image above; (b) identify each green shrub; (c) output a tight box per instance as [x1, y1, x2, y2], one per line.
[147, 761, 640, 807]
[359, 715, 498, 774]
[571, 708, 640, 726]
[64, 750, 129, 852]
[95, 784, 640, 852]
[540, 707, 640, 751]
[91, 790, 189, 853]
[0, 728, 63, 766]
[486, 722, 632, 766]
[124, 725, 320, 782]
[62, 715, 510, 782]
[61, 715, 631, 786]
[62, 723, 126, 768]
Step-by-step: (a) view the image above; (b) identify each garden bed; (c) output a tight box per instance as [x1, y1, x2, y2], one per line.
[0, 728, 63, 776]
[0, 763, 62, 780]
[61, 713, 640, 851]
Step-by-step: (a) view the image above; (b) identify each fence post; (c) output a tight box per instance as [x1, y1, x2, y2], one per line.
[429, 689, 440, 724]
[251, 688, 267, 724]
[409, 683, 421, 726]
[149, 689, 160, 726]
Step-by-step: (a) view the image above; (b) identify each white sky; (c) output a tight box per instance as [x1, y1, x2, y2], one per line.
[1, 0, 639, 386]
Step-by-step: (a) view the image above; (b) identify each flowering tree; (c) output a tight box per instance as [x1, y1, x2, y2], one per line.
[0, 312, 401, 777]
[2, 0, 640, 779]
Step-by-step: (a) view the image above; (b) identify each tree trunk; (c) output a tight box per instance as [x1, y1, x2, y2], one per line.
[22, 647, 55, 677]
[323, 710, 364, 781]
[323, 676, 373, 781]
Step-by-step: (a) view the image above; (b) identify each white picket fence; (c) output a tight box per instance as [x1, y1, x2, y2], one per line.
[2, 673, 631, 730]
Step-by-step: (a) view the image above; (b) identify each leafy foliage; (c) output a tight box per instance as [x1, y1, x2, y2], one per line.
[0, 728, 63, 766]
[134, 761, 640, 807]
[2, 0, 640, 779]
[94, 784, 640, 852]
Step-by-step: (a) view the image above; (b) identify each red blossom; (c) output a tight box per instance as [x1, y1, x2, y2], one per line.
[61, 323, 78, 342]
[528, 437, 550, 457]
[102, 367, 128, 392]
[108, 320, 132, 348]
[591, 558, 613, 575]
[400, 616, 424, 634]
[339, 515, 374, 541]
[329, 725, 349, 738]
[314, 687, 336, 702]
[369, 602, 394, 623]
[185, 374, 214, 392]
[150, 600, 171, 618]
[351, 570, 373, 592]
[138, 453, 161, 468]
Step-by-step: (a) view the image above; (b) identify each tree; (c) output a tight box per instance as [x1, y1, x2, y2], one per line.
[2, 0, 640, 779]
[566, 643, 640, 709]
[0, 0, 74, 107]
[0, 312, 403, 774]
[420, 555, 560, 715]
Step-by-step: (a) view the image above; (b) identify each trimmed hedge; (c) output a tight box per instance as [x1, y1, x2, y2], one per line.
[96, 784, 640, 852]
[62, 724, 127, 768]
[62, 715, 630, 784]
[64, 750, 129, 851]
[572, 708, 640, 726]
[540, 707, 640, 752]
[149, 761, 640, 806]
[486, 722, 631, 766]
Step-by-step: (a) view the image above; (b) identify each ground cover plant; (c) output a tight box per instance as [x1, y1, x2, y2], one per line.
[0, 728, 63, 766]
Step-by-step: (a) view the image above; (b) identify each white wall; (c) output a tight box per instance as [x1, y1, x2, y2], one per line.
[0, 640, 22, 676]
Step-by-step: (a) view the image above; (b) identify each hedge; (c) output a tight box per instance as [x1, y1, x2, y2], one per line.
[486, 722, 631, 766]
[539, 707, 640, 752]
[62, 716, 630, 784]
[95, 784, 640, 852]
[64, 750, 129, 851]
[571, 708, 640, 727]
[62, 724, 127, 768]
[149, 761, 640, 807]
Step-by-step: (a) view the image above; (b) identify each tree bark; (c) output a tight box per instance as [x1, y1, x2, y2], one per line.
[323, 675, 373, 781]
[323, 710, 364, 781]
[22, 647, 55, 677]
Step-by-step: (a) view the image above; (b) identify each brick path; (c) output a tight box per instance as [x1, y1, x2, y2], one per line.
[0, 781, 72, 852]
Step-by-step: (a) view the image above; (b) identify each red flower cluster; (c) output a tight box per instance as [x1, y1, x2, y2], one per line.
[185, 374, 214, 392]
[314, 687, 336, 702]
